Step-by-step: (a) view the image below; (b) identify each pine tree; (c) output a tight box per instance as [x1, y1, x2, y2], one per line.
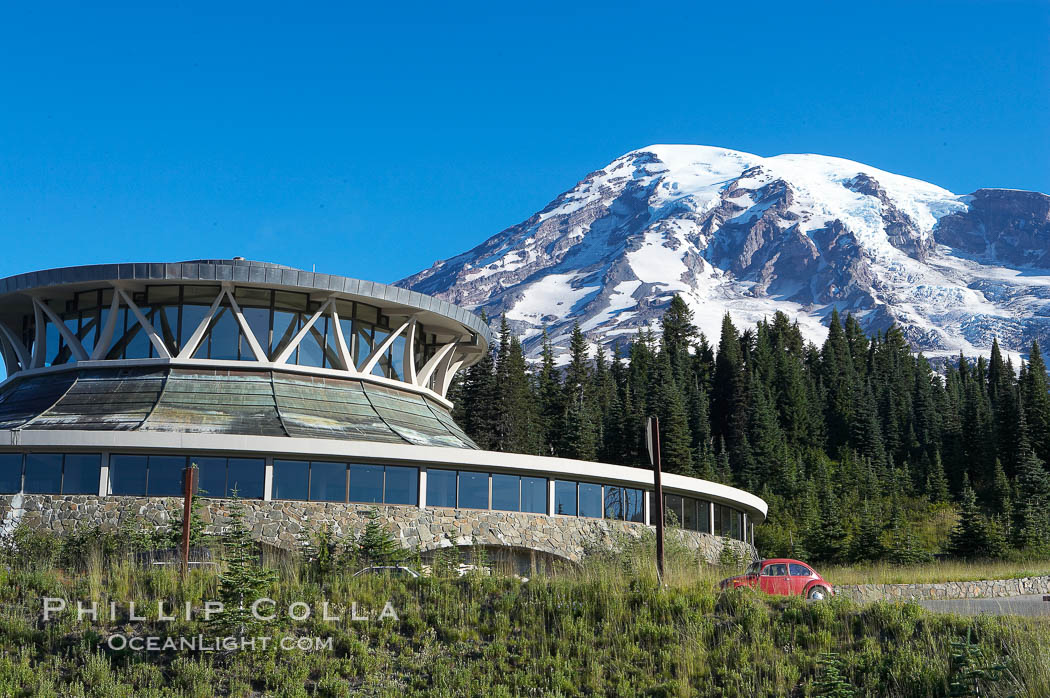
[712, 313, 750, 476]
[1013, 452, 1050, 554]
[535, 328, 563, 456]
[356, 509, 406, 566]
[1023, 341, 1050, 467]
[560, 322, 598, 461]
[212, 494, 278, 636]
[948, 477, 996, 559]
[661, 294, 697, 384]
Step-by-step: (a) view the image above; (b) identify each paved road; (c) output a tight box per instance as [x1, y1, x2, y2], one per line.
[917, 595, 1050, 618]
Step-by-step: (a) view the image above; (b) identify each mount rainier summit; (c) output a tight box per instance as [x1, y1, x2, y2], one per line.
[398, 145, 1050, 360]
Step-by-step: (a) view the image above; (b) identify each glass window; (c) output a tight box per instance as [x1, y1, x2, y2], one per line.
[733, 510, 743, 541]
[0, 454, 21, 493]
[297, 318, 327, 368]
[194, 456, 228, 498]
[271, 310, 299, 360]
[384, 465, 418, 505]
[458, 471, 488, 509]
[578, 483, 602, 518]
[624, 488, 644, 523]
[427, 468, 457, 507]
[763, 563, 788, 576]
[603, 486, 623, 520]
[148, 456, 187, 496]
[61, 454, 100, 494]
[226, 458, 264, 499]
[683, 497, 698, 531]
[180, 304, 210, 352]
[554, 480, 576, 516]
[109, 454, 148, 495]
[241, 306, 270, 357]
[309, 461, 346, 502]
[349, 464, 384, 503]
[696, 500, 711, 533]
[273, 459, 309, 500]
[123, 310, 151, 359]
[203, 306, 243, 361]
[389, 335, 406, 380]
[664, 495, 684, 527]
[24, 453, 63, 494]
[491, 474, 520, 512]
[521, 476, 547, 514]
[789, 564, 813, 577]
[354, 323, 373, 368]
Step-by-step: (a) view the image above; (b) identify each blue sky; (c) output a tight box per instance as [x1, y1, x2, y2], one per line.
[1, 1, 1047, 284]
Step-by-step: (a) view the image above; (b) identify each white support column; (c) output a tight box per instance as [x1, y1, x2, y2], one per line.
[403, 318, 419, 384]
[176, 288, 226, 359]
[358, 319, 410, 376]
[90, 292, 122, 360]
[98, 453, 110, 497]
[31, 300, 45, 368]
[226, 287, 268, 362]
[0, 321, 30, 371]
[330, 307, 356, 373]
[32, 297, 89, 361]
[416, 338, 461, 388]
[644, 490, 651, 526]
[115, 288, 171, 359]
[274, 299, 332, 365]
[547, 478, 555, 516]
[263, 457, 274, 502]
[709, 501, 716, 536]
[418, 467, 427, 509]
[439, 359, 464, 398]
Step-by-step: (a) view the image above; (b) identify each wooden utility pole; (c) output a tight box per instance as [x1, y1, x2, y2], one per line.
[181, 464, 198, 579]
[647, 416, 665, 580]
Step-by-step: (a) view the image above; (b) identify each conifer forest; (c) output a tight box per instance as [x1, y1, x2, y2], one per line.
[451, 298, 1050, 565]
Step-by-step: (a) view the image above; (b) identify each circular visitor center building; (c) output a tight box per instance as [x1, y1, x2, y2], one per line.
[0, 259, 765, 569]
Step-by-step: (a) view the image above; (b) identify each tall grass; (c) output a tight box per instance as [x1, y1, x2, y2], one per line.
[0, 528, 1046, 696]
[823, 558, 1050, 586]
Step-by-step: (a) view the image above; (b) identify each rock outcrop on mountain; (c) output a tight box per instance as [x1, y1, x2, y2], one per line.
[398, 145, 1050, 360]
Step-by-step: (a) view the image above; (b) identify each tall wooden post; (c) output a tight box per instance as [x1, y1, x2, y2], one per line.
[181, 464, 198, 579]
[647, 417, 665, 581]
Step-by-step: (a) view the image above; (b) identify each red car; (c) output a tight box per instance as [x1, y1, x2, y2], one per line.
[719, 558, 833, 600]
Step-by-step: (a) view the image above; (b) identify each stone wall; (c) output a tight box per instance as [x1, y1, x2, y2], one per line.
[0, 495, 753, 565]
[836, 576, 1050, 602]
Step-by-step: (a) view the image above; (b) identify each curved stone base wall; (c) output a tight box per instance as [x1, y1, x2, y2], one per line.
[0, 495, 753, 565]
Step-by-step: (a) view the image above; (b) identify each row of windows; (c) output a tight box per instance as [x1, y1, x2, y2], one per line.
[22, 285, 447, 383]
[0, 452, 749, 539]
[554, 480, 646, 522]
[0, 453, 101, 495]
[271, 460, 418, 505]
[427, 469, 548, 513]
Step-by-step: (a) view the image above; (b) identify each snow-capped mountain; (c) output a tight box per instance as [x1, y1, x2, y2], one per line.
[398, 145, 1050, 361]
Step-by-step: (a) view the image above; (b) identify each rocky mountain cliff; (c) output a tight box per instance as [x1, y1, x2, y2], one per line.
[398, 145, 1050, 360]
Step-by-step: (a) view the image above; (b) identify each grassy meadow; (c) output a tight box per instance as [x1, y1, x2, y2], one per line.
[0, 522, 1047, 697]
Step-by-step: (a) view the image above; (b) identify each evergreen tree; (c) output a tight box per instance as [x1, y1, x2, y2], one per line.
[212, 494, 278, 636]
[1022, 341, 1050, 467]
[948, 477, 996, 559]
[1013, 452, 1050, 554]
[356, 509, 406, 565]
[712, 313, 750, 475]
[560, 322, 598, 461]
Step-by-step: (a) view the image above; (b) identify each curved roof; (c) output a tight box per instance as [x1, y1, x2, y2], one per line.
[0, 258, 491, 345]
[0, 366, 478, 450]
